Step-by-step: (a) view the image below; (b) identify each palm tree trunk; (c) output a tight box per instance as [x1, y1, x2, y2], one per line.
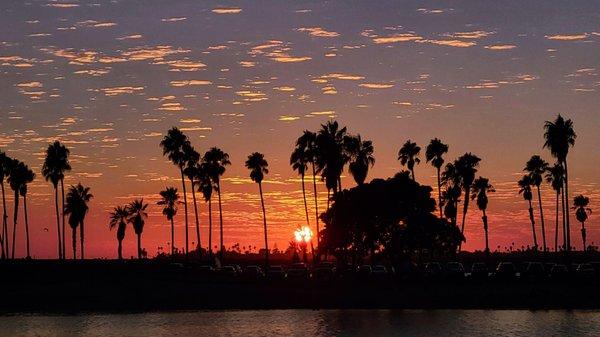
[190, 180, 201, 254]
[170, 218, 175, 256]
[411, 168, 415, 181]
[563, 160, 571, 253]
[137, 233, 142, 259]
[457, 187, 470, 253]
[54, 186, 62, 259]
[581, 221, 587, 251]
[482, 210, 489, 255]
[208, 198, 213, 258]
[180, 169, 189, 256]
[60, 179, 66, 259]
[72, 226, 77, 259]
[259, 182, 269, 268]
[1, 182, 8, 259]
[23, 194, 30, 259]
[561, 187, 566, 251]
[311, 163, 320, 248]
[217, 182, 224, 262]
[80, 220, 85, 260]
[11, 190, 19, 259]
[117, 239, 122, 260]
[301, 173, 314, 257]
[536, 185, 547, 252]
[437, 168, 442, 218]
[528, 200, 538, 249]
[554, 191, 559, 252]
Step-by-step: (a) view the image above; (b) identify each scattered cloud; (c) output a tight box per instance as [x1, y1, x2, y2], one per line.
[359, 83, 395, 89]
[545, 33, 589, 41]
[296, 27, 340, 38]
[485, 44, 516, 50]
[169, 80, 212, 87]
[212, 8, 242, 14]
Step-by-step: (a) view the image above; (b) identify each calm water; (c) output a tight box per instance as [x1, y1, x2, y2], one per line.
[1, 310, 599, 337]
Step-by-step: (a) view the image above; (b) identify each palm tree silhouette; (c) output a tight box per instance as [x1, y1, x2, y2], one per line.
[64, 183, 93, 259]
[398, 140, 421, 180]
[183, 147, 202, 254]
[197, 163, 214, 257]
[109, 206, 129, 260]
[293, 131, 321, 247]
[441, 184, 462, 226]
[160, 127, 191, 256]
[18, 164, 35, 259]
[203, 147, 230, 261]
[41, 141, 71, 259]
[0, 151, 11, 258]
[245, 152, 270, 267]
[291, 137, 312, 234]
[158, 187, 179, 256]
[7, 160, 31, 258]
[127, 199, 148, 259]
[426, 138, 449, 218]
[472, 177, 494, 255]
[543, 115, 576, 252]
[572, 195, 591, 251]
[518, 175, 538, 250]
[525, 155, 549, 252]
[545, 163, 565, 251]
[344, 134, 375, 186]
[455, 153, 481, 249]
[316, 121, 348, 212]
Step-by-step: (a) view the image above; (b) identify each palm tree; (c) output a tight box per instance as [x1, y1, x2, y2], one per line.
[245, 152, 270, 267]
[160, 127, 191, 256]
[7, 160, 25, 258]
[203, 147, 230, 261]
[398, 140, 421, 180]
[471, 177, 494, 255]
[315, 121, 347, 195]
[441, 184, 462, 226]
[455, 153, 481, 242]
[291, 140, 312, 232]
[0, 152, 11, 258]
[294, 131, 320, 247]
[18, 165, 34, 259]
[41, 141, 71, 259]
[572, 195, 591, 251]
[183, 147, 202, 254]
[518, 175, 538, 250]
[344, 134, 375, 186]
[64, 183, 93, 259]
[158, 187, 179, 256]
[546, 163, 565, 251]
[426, 138, 449, 218]
[109, 206, 129, 259]
[197, 163, 214, 257]
[127, 199, 148, 259]
[544, 115, 576, 252]
[525, 155, 549, 252]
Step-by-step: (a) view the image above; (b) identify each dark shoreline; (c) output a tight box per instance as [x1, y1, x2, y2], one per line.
[1, 260, 599, 314]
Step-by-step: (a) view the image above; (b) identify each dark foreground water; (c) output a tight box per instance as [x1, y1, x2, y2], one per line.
[1, 310, 599, 337]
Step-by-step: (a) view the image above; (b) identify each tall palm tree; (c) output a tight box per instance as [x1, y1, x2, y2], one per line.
[127, 199, 148, 259]
[198, 163, 214, 257]
[572, 195, 591, 251]
[545, 163, 565, 251]
[245, 152, 270, 267]
[525, 155, 549, 252]
[18, 165, 34, 259]
[160, 128, 191, 256]
[544, 115, 576, 252]
[64, 183, 93, 259]
[109, 206, 129, 260]
[158, 187, 179, 256]
[42, 141, 71, 259]
[183, 147, 202, 254]
[441, 185, 462, 227]
[294, 131, 320, 247]
[316, 121, 347, 195]
[0, 152, 11, 258]
[291, 140, 312, 232]
[518, 175, 538, 250]
[344, 134, 375, 186]
[471, 177, 494, 255]
[455, 153, 481, 242]
[7, 160, 25, 258]
[203, 147, 230, 261]
[426, 138, 449, 218]
[398, 140, 421, 180]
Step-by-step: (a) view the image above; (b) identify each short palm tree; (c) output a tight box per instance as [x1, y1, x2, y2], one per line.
[158, 187, 179, 256]
[398, 140, 421, 180]
[41, 141, 71, 259]
[518, 175, 538, 250]
[293, 131, 320, 247]
[442, 184, 462, 226]
[64, 183, 93, 259]
[109, 206, 129, 259]
[471, 177, 494, 255]
[160, 128, 192, 256]
[245, 152, 270, 267]
[455, 153, 481, 245]
[572, 195, 591, 251]
[0, 152, 11, 258]
[127, 199, 148, 259]
[203, 147, 230, 261]
[545, 163, 565, 251]
[345, 134, 375, 186]
[183, 147, 202, 254]
[525, 155, 549, 252]
[197, 163, 214, 256]
[315, 121, 347, 195]
[18, 165, 35, 259]
[543, 115, 576, 252]
[426, 138, 449, 218]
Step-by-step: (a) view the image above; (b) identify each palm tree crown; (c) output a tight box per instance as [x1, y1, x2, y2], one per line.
[398, 140, 421, 179]
[203, 147, 231, 186]
[572, 195, 591, 223]
[543, 115, 576, 163]
[344, 134, 375, 185]
[545, 163, 564, 192]
[316, 121, 347, 193]
[158, 187, 179, 221]
[128, 199, 148, 235]
[518, 175, 534, 201]
[426, 138, 449, 170]
[472, 177, 494, 211]
[41, 141, 71, 187]
[245, 152, 269, 184]
[525, 155, 549, 186]
[160, 128, 191, 168]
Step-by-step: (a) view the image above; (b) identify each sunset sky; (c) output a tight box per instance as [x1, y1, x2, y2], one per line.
[0, 0, 599, 259]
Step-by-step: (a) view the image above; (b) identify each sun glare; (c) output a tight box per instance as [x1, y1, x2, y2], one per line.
[294, 226, 313, 243]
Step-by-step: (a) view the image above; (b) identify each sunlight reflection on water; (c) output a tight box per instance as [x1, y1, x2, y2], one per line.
[1, 310, 599, 337]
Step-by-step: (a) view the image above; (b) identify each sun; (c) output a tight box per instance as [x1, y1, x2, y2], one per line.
[294, 226, 313, 243]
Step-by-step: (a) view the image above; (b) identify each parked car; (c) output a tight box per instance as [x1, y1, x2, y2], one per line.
[372, 265, 389, 280]
[523, 262, 546, 281]
[267, 265, 287, 281]
[423, 262, 443, 280]
[494, 262, 517, 280]
[197, 265, 214, 277]
[550, 264, 569, 281]
[356, 265, 372, 280]
[470, 262, 489, 281]
[243, 265, 265, 280]
[288, 263, 310, 280]
[219, 265, 238, 278]
[576, 263, 595, 280]
[445, 262, 465, 280]
[314, 262, 336, 283]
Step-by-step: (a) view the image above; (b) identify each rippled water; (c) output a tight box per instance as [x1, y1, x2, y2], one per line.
[1, 310, 599, 337]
